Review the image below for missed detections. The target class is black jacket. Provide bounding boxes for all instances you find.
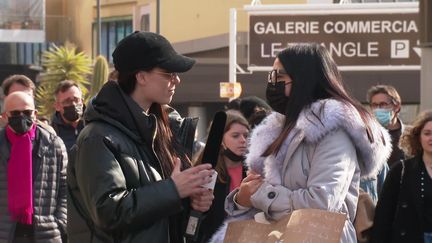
[51,112,84,154]
[371,156,427,243]
[191,163,247,243]
[0,125,68,243]
[67,81,197,243]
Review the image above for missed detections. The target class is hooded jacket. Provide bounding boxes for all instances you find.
[67,81,196,243]
[211,99,391,243]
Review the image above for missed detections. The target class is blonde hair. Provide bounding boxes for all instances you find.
[399,110,432,157]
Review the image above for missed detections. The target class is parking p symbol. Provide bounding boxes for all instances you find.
[391,40,409,59]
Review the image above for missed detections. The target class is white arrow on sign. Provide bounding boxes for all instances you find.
[413,40,422,57]
[413,47,421,57]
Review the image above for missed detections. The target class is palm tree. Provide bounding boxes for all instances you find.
[35,44,92,117]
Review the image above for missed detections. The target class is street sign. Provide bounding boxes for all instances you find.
[220,82,242,99]
[247,3,419,71]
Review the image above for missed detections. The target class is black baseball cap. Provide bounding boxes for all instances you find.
[112,31,195,73]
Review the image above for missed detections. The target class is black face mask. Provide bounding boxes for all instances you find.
[8,115,34,134]
[62,104,83,122]
[266,82,289,114]
[223,148,246,162]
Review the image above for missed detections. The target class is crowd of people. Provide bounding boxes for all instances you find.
[0,31,431,243]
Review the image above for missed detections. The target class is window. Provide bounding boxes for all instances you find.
[94,19,133,63]
[15,42,52,65]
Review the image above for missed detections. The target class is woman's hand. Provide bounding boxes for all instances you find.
[235,172,263,207]
[171,158,213,198]
[190,190,214,212]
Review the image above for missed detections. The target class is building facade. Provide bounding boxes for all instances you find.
[0,0,421,140]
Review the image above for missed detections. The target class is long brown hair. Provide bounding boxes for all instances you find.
[263,43,377,157]
[399,110,432,157]
[117,69,190,178]
[195,110,249,183]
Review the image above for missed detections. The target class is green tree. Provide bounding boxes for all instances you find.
[35,44,92,117]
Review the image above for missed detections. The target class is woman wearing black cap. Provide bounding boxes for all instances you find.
[211,43,392,243]
[68,31,214,243]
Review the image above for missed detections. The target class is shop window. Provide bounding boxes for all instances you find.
[95,19,133,63]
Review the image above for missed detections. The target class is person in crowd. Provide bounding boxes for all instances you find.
[1,74,56,134]
[239,96,271,128]
[372,110,432,243]
[224,98,241,111]
[1,75,36,127]
[238,96,271,120]
[0,91,67,242]
[225,96,271,128]
[2,75,35,97]
[67,31,214,243]
[192,110,250,243]
[367,84,407,167]
[212,43,392,243]
[51,80,84,153]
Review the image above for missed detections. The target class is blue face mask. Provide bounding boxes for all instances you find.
[373,108,392,127]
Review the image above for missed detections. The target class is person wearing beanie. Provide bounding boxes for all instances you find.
[239,96,271,120]
[225,96,271,128]
[67,31,214,243]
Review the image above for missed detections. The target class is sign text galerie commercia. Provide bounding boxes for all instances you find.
[249,13,419,67]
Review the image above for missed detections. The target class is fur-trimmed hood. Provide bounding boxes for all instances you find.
[247,99,391,179]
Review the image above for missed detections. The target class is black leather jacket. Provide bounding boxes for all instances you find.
[67,81,197,243]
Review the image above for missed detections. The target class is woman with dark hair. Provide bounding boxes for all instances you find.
[68,31,214,243]
[193,110,250,243]
[212,43,392,243]
[372,110,432,243]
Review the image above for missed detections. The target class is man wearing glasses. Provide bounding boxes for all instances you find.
[51,80,85,154]
[367,84,407,168]
[0,91,67,243]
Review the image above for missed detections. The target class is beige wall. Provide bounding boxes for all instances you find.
[65,0,93,54]
[59,0,307,56]
[46,0,93,54]
[45,0,67,43]
[96,0,305,44]
[155,0,304,43]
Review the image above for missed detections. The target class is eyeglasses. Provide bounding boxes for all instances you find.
[8,109,34,117]
[152,70,179,81]
[268,69,291,85]
[370,102,393,109]
[58,97,82,106]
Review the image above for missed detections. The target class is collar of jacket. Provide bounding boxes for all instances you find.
[246,98,392,179]
[166,105,199,159]
[85,81,156,147]
[51,111,84,128]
